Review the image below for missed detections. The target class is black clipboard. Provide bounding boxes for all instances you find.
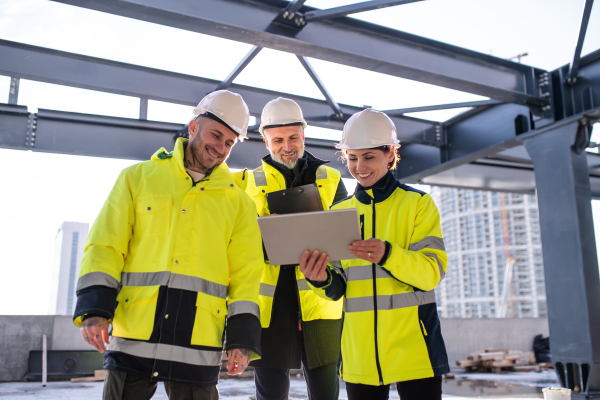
[266,184,323,215]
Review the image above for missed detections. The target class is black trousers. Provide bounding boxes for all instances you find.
[102,369,219,400]
[345,376,442,400]
[254,347,339,400]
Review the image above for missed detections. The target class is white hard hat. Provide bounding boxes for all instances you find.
[336,109,400,149]
[259,97,307,136]
[192,90,250,141]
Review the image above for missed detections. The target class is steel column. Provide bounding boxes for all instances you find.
[524,121,600,397]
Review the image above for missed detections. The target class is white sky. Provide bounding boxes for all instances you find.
[1,0,600,314]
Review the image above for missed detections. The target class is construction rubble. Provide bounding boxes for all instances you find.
[456,349,553,373]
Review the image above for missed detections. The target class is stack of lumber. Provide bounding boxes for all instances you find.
[456,349,553,373]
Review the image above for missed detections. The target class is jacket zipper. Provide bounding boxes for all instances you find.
[371,199,384,386]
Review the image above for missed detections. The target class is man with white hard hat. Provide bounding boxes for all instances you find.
[235,97,347,400]
[74,90,264,400]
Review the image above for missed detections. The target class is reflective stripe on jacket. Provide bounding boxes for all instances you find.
[242,158,344,328]
[312,172,449,385]
[73,138,264,386]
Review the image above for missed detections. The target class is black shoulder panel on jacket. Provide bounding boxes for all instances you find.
[74,285,118,322]
[330,194,355,208]
[398,182,426,196]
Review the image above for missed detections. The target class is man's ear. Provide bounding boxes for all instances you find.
[263,131,269,149]
[188,119,198,139]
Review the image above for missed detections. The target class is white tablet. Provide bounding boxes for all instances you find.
[257,209,361,266]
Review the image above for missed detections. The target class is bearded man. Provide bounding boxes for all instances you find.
[234,97,347,400]
[74,90,264,400]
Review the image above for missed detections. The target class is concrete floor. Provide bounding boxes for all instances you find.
[0,371,560,399]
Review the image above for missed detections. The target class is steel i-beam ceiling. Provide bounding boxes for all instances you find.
[0,39,438,145]
[50,0,550,110]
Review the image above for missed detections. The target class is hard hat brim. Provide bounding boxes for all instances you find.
[259,121,307,135]
[192,109,248,141]
[335,140,400,150]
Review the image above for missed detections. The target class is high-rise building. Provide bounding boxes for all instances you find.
[430,187,546,318]
[48,222,89,315]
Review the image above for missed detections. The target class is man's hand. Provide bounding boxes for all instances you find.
[349,238,386,263]
[299,250,329,283]
[227,348,250,375]
[81,316,110,353]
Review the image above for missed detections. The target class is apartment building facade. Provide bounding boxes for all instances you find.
[430,187,546,318]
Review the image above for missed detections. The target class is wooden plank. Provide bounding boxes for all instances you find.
[94,370,107,378]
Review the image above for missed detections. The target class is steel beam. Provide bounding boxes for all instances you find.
[384,100,502,116]
[0,39,437,144]
[567,0,595,83]
[297,56,344,117]
[49,0,548,108]
[0,103,29,150]
[524,121,600,397]
[303,0,424,21]
[0,107,352,176]
[216,46,262,91]
[8,77,19,105]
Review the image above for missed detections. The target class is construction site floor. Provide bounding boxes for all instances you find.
[0,371,560,399]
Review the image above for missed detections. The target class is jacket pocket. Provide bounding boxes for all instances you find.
[136,195,173,237]
[113,285,160,340]
[191,292,228,347]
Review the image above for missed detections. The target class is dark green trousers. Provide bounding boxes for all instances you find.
[103,369,219,400]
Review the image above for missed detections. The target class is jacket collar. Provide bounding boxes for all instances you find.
[152,138,235,190]
[354,171,398,205]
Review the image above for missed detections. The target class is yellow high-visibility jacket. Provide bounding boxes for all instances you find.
[309,172,449,386]
[239,156,344,328]
[73,138,264,387]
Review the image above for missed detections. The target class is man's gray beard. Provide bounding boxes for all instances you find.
[271,146,305,169]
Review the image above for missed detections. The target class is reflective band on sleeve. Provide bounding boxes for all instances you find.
[346,265,394,281]
[409,236,445,252]
[121,272,228,299]
[259,282,276,297]
[296,279,311,291]
[107,337,223,366]
[253,166,267,187]
[344,290,436,313]
[424,253,446,282]
[316,166,328,180]
[77,271,120,291]
[228,301,260,318]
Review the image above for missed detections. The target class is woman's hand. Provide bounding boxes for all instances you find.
[299,250,330,283]
[349,238,386,263]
